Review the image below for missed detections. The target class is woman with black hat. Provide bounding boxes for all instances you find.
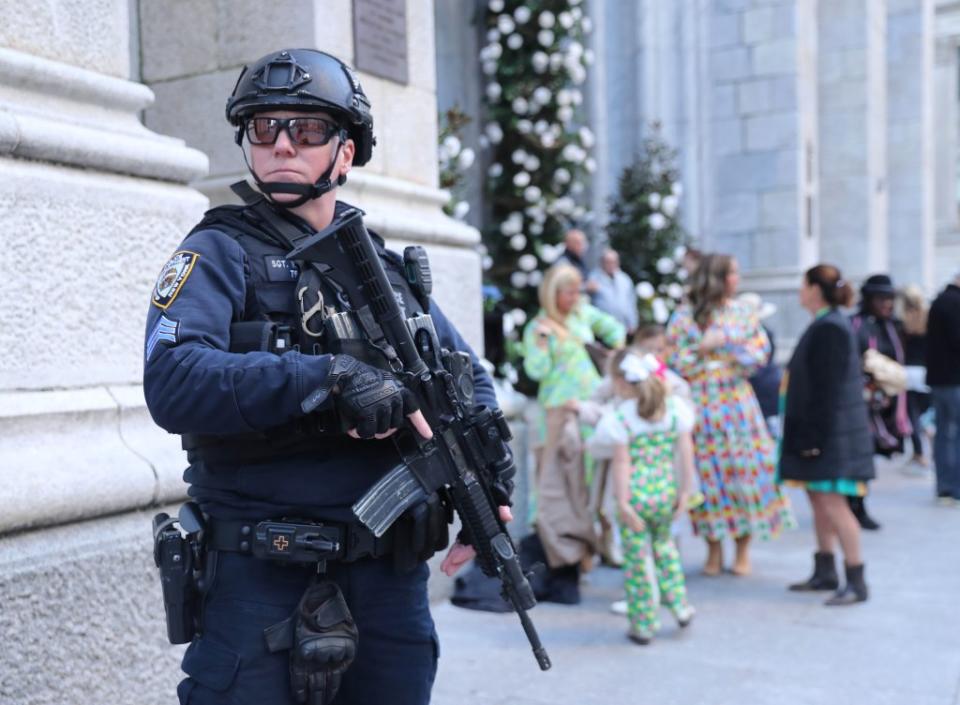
[849,273,912,530]
[780,264,873,605]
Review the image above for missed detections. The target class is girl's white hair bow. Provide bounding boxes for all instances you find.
[619,352,665,382]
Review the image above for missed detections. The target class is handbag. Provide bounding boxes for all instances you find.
[584,340,613,376]
[863,348,907,397]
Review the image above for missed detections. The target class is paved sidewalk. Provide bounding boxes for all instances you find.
[432,458,960,705]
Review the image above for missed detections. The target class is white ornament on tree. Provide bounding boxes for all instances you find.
[518,253,538,271]
[636,281,655,299]
[655,256,675,273]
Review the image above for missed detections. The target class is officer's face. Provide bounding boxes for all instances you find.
[249,110,356,203]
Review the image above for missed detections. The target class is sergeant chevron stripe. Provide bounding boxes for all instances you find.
[146,315,179,361]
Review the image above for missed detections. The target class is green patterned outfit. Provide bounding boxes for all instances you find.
[521,301,626,410]
[615,399,691,635]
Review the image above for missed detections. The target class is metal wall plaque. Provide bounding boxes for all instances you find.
[353,0,409,85]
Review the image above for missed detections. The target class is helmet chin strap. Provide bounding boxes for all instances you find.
[238,128,349,210]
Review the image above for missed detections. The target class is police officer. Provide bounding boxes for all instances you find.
[144,48,506,705]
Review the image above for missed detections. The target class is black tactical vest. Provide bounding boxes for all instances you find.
[180,201,425,462]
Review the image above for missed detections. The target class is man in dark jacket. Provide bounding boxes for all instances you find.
[926,272,960,504]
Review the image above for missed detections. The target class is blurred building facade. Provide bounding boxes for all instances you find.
[438,0,960,348]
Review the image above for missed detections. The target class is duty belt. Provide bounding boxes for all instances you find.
[206,517,393,568]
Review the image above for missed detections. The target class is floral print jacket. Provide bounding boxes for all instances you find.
[522,300,626,409]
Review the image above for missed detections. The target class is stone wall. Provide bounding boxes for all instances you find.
[0,1,207,697]
[583,0,949,348]
[887,0,935,292]
[934,0,960,287]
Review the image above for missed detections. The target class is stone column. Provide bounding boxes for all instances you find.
[887,0,936,292]
[700,0,818,344]
[140,0,483,349]
[434,0,484,231]
[934,3,960,285]
[0,1,209,703]
[818,0,889,282]
[589,0,707,245]
[589,0,643,238]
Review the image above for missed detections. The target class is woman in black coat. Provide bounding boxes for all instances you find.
[844,274,911,530]
[780,265,875,606]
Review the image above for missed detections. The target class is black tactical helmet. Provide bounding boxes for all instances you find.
[226,48,375,166]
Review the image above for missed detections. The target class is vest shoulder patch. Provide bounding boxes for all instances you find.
[152,251,199,309]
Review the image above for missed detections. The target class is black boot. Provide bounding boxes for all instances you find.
[848,496,881,531]
[542,564,581,605]
[825,563,869,606]
[788,552,839,592]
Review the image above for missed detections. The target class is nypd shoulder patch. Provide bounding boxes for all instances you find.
[146,315,180,361]
[152,250,199,309]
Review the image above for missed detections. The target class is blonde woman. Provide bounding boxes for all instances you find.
[666,254,794,576]
[901,285,931,468]
[522,264,626,603]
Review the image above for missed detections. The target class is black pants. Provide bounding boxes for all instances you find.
[177,552,438,705]
[907,390,931,456]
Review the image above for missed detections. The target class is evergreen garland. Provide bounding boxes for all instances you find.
[438,106,476,221]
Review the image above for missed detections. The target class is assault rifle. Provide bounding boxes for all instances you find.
[290,208,551,672]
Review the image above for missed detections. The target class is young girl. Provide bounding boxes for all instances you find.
[596,349,697,644]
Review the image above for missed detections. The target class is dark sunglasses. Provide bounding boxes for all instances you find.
[245,116,342,146]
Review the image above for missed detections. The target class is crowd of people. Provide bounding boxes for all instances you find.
[514,230,960,645]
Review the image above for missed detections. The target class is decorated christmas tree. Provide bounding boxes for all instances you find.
[606,123,689,324]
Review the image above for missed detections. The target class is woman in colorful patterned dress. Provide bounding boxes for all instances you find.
[598,350,697,644]
[666,254,794,576]
[522,264,626,603]
[780,264,873,605]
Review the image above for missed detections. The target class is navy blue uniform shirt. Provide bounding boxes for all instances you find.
[143,207,495,521]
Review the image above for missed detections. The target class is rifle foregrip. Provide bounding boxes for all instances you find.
[455,481,501,574]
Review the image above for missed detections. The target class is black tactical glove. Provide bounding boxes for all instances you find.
[302,354,419,438]
[288,581,359,705]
